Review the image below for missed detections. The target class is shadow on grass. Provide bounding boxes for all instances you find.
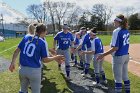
[41,77,61,93]
[60,73,95,93]
[40,63,115,93]
[41,64,61,93]
[59,66,115,93]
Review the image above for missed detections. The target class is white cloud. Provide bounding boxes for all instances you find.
[41,0,140,12]
[0,2,25,23]
[41,0,140,20]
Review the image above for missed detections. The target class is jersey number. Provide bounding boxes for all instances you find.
[23,42,36,57]
[63,41,68,44]
[123,33,129,46]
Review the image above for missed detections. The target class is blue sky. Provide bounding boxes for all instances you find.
[1,0,140,19]
[1,0,41,15]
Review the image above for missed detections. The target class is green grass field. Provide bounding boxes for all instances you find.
[0,35,140,93]
[98,35,140,45]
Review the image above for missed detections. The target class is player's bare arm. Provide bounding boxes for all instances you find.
[83,51,95,55]
[97,47,118,60]
[53,40,57,50]
[9,47,20,72]
[75,44,82,51]
[42,55,65,64]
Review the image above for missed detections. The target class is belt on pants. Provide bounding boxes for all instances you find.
[58,48,68,50]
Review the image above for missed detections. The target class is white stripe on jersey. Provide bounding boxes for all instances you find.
[79,39,83,44]
[90,37,99,52]
[90,39,96,51]
[43,38,49,57]
[26,34,34,37]
[80,34,86,45]
[110,27,121,47]
[87,31,90,33]
[34,36,49,57]
[110,27,121,56]
[82,34,86,41]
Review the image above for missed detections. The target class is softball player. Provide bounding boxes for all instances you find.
[53,24,74,80]
[97,14,130,93]
[81,28,107,85]
[27,23,48,85]
[83,28,107,85]
[75,27,92,75]
[73,32,82,66]
[75,27,87,68]
[81,30,92,75]
[70,30,76,62]
[9,23,64,93]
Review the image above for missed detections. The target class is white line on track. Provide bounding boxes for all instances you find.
[0,45,17,54]
[130,60,140,65]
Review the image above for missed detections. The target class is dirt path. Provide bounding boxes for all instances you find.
[104,44,140,77]
[59,44,140,93]
[61,63,114,93]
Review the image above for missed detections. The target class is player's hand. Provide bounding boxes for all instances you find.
[9,62,15,72]
[70,48,75,53]
[52,47,56,51]
[79,51,85,55]
[96,54,104,62]
[55,55,65,64]
[49,48,56,55]
[73,48,76,53]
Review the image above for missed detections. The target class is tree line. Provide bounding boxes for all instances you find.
[22,0,140,33]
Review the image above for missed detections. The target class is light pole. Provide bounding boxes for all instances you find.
[0,14,5,37]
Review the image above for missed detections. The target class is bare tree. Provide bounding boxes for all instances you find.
[53,1,74,31]
[66,6,83,26]
[26,4,47,23]
[18,18,30,26]
[91,4,112,30]
[44,1,56,32]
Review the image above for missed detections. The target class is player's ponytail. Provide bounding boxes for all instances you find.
[28,23,37,35]
[35,23,47,45]
[35,23,47,36]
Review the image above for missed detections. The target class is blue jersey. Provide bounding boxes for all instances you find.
[82,33,91,50]
[90,37,104,54]
[18,35,48,68]
[54,31,74,50]
[111,27,130,56]
[72,34,76,40]
[74,37,81,48]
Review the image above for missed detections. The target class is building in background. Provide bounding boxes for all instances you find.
[0,2,27,38]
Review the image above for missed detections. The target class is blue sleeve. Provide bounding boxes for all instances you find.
[75,38,79,44]
[81,45,86,50]
[82,37,86,50]
[82,35,87,45]
[54,33,59,40]
[18,38,24,50]
[71,34,74,41]
[40,43,48,58]
[82,38,86,45]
